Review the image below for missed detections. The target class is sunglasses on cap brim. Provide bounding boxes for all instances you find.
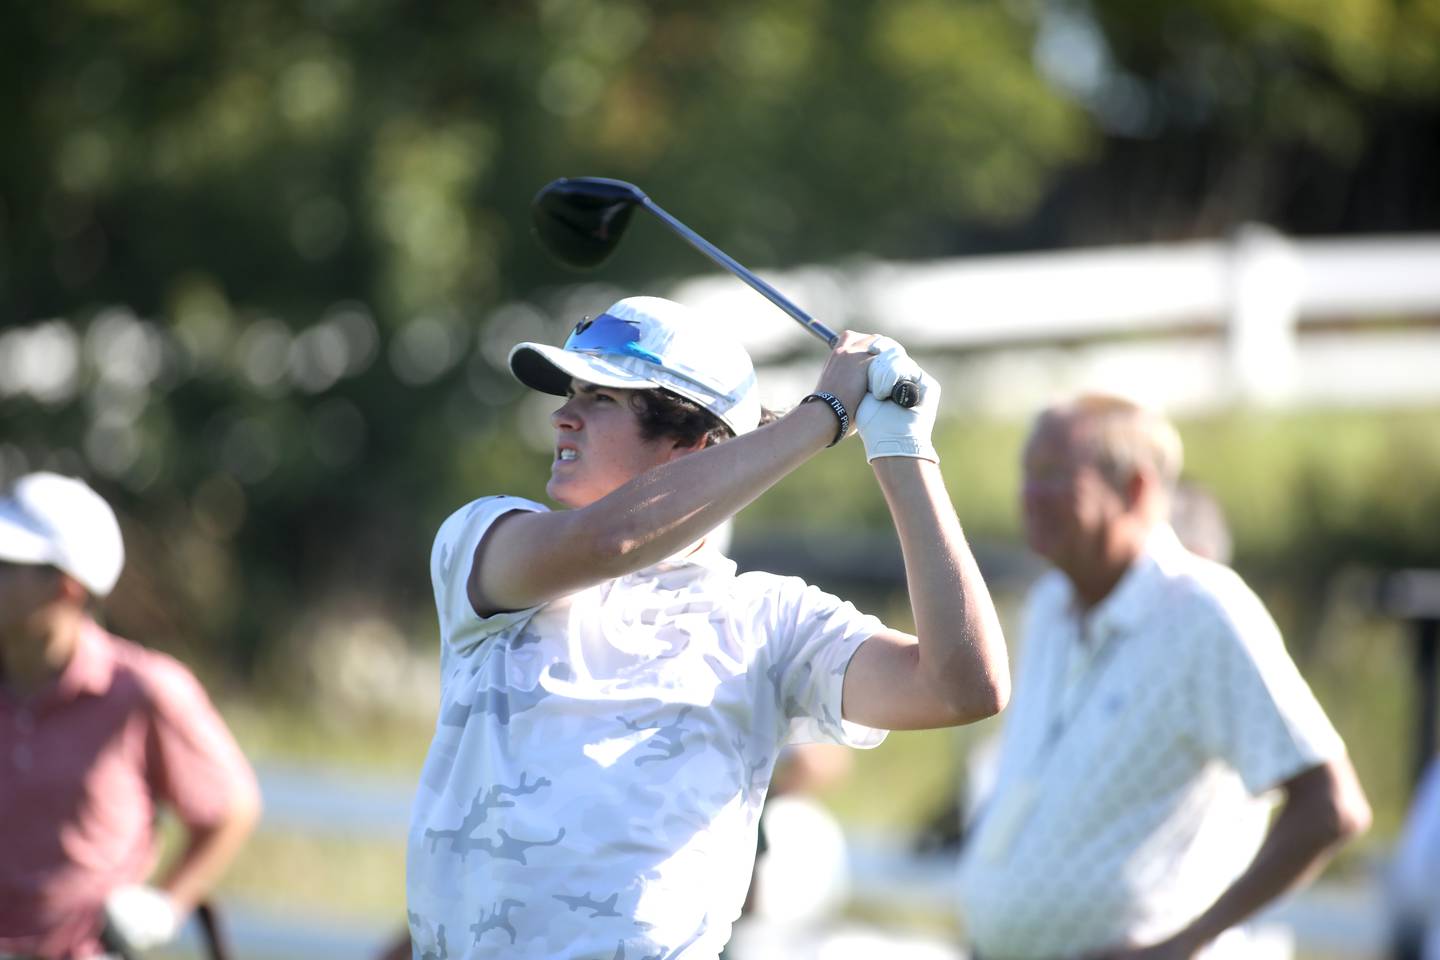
[564,313,664,366]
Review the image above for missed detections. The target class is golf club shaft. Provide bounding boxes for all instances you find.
[196,902,231,960]
[640,196,921,408]
[640,198,841,346]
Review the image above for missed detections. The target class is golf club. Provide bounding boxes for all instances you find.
[531,177,920,408]
[98,899,230,960]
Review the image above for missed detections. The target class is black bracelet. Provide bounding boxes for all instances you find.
[800,392,849,447]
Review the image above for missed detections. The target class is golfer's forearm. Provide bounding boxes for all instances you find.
[873,458,1009,718]
[581,403,835,571]
[477,403,841,612]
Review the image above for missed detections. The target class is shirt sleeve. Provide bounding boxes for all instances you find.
[430,495,549,655]
[760,576,888,749]
[1188,572,1346,796]
[142,654,260,830]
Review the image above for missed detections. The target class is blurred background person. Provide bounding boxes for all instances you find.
[731,744,856,939]
[955,394,1371,960]
[0,472,261,959]
[1389,751,1440,960]
[917,474,1240,860]
[1168,479,1234,566]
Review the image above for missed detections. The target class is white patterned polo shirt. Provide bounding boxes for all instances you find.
[956,525,1346,959]
[406,496,887,960]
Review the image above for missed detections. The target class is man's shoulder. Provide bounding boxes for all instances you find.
[94,629,207,706]
[732,568,805,593]
[432,495,549,567]
[730,568,850,615]
[1166,551,1261,607]
[1154,552,1276,645]
[437,495,549,537]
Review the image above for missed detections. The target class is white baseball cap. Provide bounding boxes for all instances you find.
[0,472,125,597]
[508,296,761,436]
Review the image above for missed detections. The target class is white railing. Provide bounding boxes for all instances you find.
[671,227,1440,415]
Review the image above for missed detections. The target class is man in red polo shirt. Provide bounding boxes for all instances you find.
[0,472,261,959]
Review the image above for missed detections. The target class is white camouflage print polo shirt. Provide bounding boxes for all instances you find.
[406,496,886,959]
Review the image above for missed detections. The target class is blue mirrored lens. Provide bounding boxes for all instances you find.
[564,313,663,365]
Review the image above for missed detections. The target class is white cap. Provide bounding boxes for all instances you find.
[508,296,761,436]
[0,472,125,597]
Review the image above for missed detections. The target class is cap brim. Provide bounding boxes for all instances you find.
[508,342,663,396]
[0,502,60,567]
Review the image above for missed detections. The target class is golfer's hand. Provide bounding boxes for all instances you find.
[103,884,181,952]
[811,331,878,427]
[856,338,940,462]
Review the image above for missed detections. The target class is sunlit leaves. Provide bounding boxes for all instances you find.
[3,0,1436,674]
[369,119,499,315]
[868,0,1094,222]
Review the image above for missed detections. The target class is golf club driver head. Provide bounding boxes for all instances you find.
[531,176,920,408]
[531,177,646,268]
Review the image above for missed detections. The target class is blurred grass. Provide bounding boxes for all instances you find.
[223,829,407,920]
[222,697,434,778]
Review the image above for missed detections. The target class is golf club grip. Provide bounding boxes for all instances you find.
[890,378,920,408]
[821,331,920,408]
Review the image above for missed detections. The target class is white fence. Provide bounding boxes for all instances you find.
[670,226,1440,417]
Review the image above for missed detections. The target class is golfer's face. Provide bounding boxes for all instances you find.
[545,381,683,508]
[1020,417,1122,569]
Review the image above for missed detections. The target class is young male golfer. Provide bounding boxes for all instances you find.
[405,296,1009,959]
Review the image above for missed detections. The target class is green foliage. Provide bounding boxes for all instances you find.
[1177,407,1440,571]
[1088,0,1440,155]
[0,0,1093,670]
[2,0,1437,685]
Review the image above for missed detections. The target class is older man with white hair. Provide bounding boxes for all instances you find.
[956,395,1371,960]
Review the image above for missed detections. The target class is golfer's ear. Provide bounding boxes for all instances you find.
[668,434,710,459]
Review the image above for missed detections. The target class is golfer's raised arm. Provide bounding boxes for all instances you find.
[471,323,875,616]
[474,396,847,613]
[840,340,1010,729]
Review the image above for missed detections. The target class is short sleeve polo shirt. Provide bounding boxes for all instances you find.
[0,622,260,959]
[407,496,887,959]
[956,526,1345,959]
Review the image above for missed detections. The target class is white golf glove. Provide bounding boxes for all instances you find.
[856,338,940,462]
[103,884,181,952]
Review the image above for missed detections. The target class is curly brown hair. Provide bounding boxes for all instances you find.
[628,389,776,448]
